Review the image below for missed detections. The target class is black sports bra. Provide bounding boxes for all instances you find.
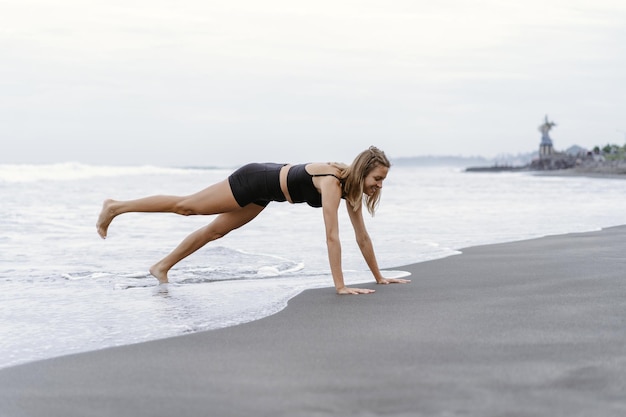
[286,164,343,208]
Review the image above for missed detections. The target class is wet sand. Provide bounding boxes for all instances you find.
[1,226,626,417]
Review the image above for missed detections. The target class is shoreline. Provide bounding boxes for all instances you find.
[532,167,626,180]
[2,226,626,416]
[466,163,626,180]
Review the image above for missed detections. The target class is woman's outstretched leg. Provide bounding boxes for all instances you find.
[149,203,266,283]
[96,179,240,239]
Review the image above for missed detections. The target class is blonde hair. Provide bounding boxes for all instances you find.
[335,146,390,216]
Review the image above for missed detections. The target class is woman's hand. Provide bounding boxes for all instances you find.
[336,287,376,295]
[377,278,412,285]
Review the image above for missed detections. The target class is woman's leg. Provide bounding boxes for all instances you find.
[97,179,240,238]
[149,203,266,283]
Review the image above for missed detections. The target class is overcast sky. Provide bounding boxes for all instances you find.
[2,0,625,167]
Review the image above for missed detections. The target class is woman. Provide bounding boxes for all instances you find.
[96,146,410,294]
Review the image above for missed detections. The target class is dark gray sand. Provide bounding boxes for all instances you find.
[2,226,626,417]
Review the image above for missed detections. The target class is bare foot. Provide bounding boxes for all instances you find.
[96,199,116,239]
[149,263,169,284]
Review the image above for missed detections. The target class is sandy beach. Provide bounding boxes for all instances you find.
[2,226,626,417]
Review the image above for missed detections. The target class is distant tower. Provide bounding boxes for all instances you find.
[538,115,556,158]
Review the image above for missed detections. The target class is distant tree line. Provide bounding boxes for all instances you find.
[592,143,626,160]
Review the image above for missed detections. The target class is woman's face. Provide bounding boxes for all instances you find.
[363,165,389,196]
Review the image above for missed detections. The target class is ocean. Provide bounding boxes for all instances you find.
[2,162,626,369]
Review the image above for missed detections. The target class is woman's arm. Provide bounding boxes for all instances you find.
[346,201,411,286]
[319,178,375,295]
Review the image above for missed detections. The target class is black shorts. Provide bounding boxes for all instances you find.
[228,163,287,207]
